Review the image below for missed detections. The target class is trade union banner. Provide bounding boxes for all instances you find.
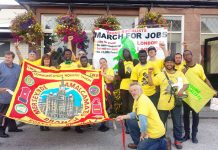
[6,61,110,127]
[93,27,168,70]
[183,70,216,113]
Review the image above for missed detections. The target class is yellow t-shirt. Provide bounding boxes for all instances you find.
[59,62,78,69]
[75,60,91,68]
[132,94,165,138]
[120,61,134,90]
[80,65,93,69]
[153,71,189,110]
[25,59,41,66]
[104,68,114,84]
[186,64,206,81]
[175,61,186,71]
[131,63,158,96]
[147,59,164,74]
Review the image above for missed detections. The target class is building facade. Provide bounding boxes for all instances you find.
[16,0,218,89]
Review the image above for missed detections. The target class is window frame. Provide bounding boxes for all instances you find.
[163,14,184,53]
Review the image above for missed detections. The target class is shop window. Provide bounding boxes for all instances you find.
[163,15,184,55]
[0,41,10,57]
[201,16,218,74]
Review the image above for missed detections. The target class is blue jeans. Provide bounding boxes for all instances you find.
[126,119,167,150]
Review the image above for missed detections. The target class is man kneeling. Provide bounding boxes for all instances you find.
[116,82,166,150]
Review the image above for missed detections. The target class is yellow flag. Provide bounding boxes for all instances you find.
[183,70,216,113]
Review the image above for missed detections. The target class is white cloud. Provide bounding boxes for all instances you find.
[0,0,19,5]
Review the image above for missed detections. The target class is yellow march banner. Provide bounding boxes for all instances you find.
[6,61,110,127]
[183,70,216,113]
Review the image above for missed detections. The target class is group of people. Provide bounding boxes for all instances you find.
[0,38,217,150]
[115,44,217,150]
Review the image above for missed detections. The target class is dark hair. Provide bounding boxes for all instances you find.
[183,50,192,55]
[164,56,175,62]
[123,48,133,61]
[147,46,156,52]
[138,49,147,56]
[99,57,107,62]
[5,51,15,59]
[174,53,182,57]
[57,47,63,54]
[63,49,72,55]
[80,55,88,61]
[41,54,52,66]
[138,49,147,54]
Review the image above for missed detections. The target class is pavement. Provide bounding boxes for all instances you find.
[1,107,218,150]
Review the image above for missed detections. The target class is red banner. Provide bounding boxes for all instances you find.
[6,61,109,127]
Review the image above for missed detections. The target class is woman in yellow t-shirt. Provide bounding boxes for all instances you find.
[98,58,114,132]
[118,48,138,133]
[99,58,114,93]
[14,41,41,66]
[39,54,53,131]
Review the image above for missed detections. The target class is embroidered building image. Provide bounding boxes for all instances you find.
[38,78,82,120]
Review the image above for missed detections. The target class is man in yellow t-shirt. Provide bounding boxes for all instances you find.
[182,50,217,144]
[59,49,77,70]
[59,49,83,133]
[131,50,159,108]
[148,56,189,149]
[174,53,185,71]
[79,56,93,69]
[116,82,166,150]
[147,43,168,73]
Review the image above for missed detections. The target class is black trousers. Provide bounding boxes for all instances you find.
[148,92,160,109]
[0,103,17,133]
[158,105,183,141]
[183,102,199,137]
[120,89,134,115]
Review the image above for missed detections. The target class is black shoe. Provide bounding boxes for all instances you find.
[87,124,92,129]
[0,132,9,138]
[40,126,50,131]
[98,125,109,132]
[44,127,50,131]
[17,122,25,127]
[192,137,198,144]
[61,127,71,131]
[8,129,23,132]
[75,126,83,133]
[125,130,130,134]
[181,134,190,142]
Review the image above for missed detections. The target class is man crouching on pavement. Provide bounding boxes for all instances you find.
[116,82,166,150]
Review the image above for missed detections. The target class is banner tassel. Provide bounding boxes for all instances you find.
[112,119,117,130]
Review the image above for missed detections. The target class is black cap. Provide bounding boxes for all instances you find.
[148,46,156,52]
[164,56,175,62]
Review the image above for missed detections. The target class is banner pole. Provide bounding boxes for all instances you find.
[169,21,173,55]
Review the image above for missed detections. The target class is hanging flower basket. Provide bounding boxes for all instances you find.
[94,15,121,31]
[10,11,44,48]
[54,14,89,50]
[138,12,168,28]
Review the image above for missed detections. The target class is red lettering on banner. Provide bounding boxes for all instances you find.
[137,41,158,45]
